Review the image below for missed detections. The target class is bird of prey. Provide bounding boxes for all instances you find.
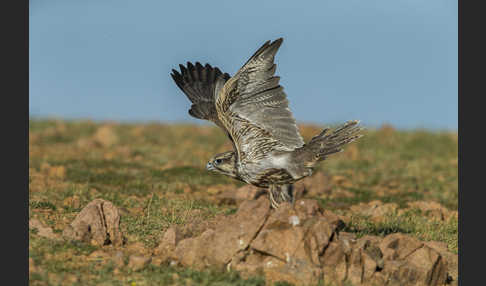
[171,38,362,208]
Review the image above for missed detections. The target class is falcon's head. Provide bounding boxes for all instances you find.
[206,151,238,179]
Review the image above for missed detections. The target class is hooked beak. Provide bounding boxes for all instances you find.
[206,162,215,171]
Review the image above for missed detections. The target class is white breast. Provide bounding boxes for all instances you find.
[270,154,290,168]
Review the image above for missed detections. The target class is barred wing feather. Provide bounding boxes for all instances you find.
[216,38,305,163]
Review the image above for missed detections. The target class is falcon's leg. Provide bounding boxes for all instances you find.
[279,184,295,206]
[268,184,295,209]
[268,185,280,209]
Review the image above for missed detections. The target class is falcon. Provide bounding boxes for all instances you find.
[171,38,362,208]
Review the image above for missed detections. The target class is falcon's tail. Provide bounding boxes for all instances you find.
[296,120,363,167]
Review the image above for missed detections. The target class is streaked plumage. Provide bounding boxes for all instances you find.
[171,38,363,208]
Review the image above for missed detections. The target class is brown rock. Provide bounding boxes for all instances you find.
[251,200,337,265]
[127,255,151,271]
[264,257,323,286]
[365,272,388,286]
[320,230,450,286]
[355,235,382,248]
[380,260,405,285]
[293,172,331,198]
[347,247,365,285]
[350,200,399,222]
[425,241,457,283]
[153,226,183,265]
[347,236,385,284]
[155,227,183,254]
[362,249,380,281]
[158,196,343,277]
[380,233,424,261]
[173,196,270,268]
[62,199,124,246]
[355,235,385,270]
[231,251,266,278]
[29,219,61,240]
[321,240,347,283]
[405,246,447,286]
[93,125,119,148]
[337,232,357,253]
[178,215,220,239]
[203,196,271,266]
[216,185,264,205]
[321,209,346,231]
[305,218,336,265]
[146,195,452,286]
[407,201,456,221]
[174,229,215,269]
[293,199,322,220]
[378,234,448,286]
[373,249,441,284]
[250,202,303,259]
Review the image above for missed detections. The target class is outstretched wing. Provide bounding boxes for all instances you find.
[215,38,305,164]
[171,62,231,131]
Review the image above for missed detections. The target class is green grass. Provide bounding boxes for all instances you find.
[30,236,265,286]
[30,201,57,211]
[343,209,458,253]
[123,194,227,248]
[29,119,458,285]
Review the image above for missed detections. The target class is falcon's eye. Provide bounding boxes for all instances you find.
[215,159,223,165]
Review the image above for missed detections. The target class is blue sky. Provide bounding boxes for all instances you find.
[29,0,457,130]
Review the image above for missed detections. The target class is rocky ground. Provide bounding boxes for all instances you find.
[29,120,458,285]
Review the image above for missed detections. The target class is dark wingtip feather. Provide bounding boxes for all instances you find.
[171,70,185,91]
[272,38,284,47]
[243,38,285,67]
[170,61,231,118]
[179,64,187,74]
[265,38,284,57]
[171,69,182,82]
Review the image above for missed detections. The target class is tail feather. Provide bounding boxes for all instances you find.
[296,120,363,166]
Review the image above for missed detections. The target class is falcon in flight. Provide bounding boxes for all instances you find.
[171,38,362,208]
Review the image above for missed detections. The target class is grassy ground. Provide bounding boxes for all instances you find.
[29,119,458,285]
